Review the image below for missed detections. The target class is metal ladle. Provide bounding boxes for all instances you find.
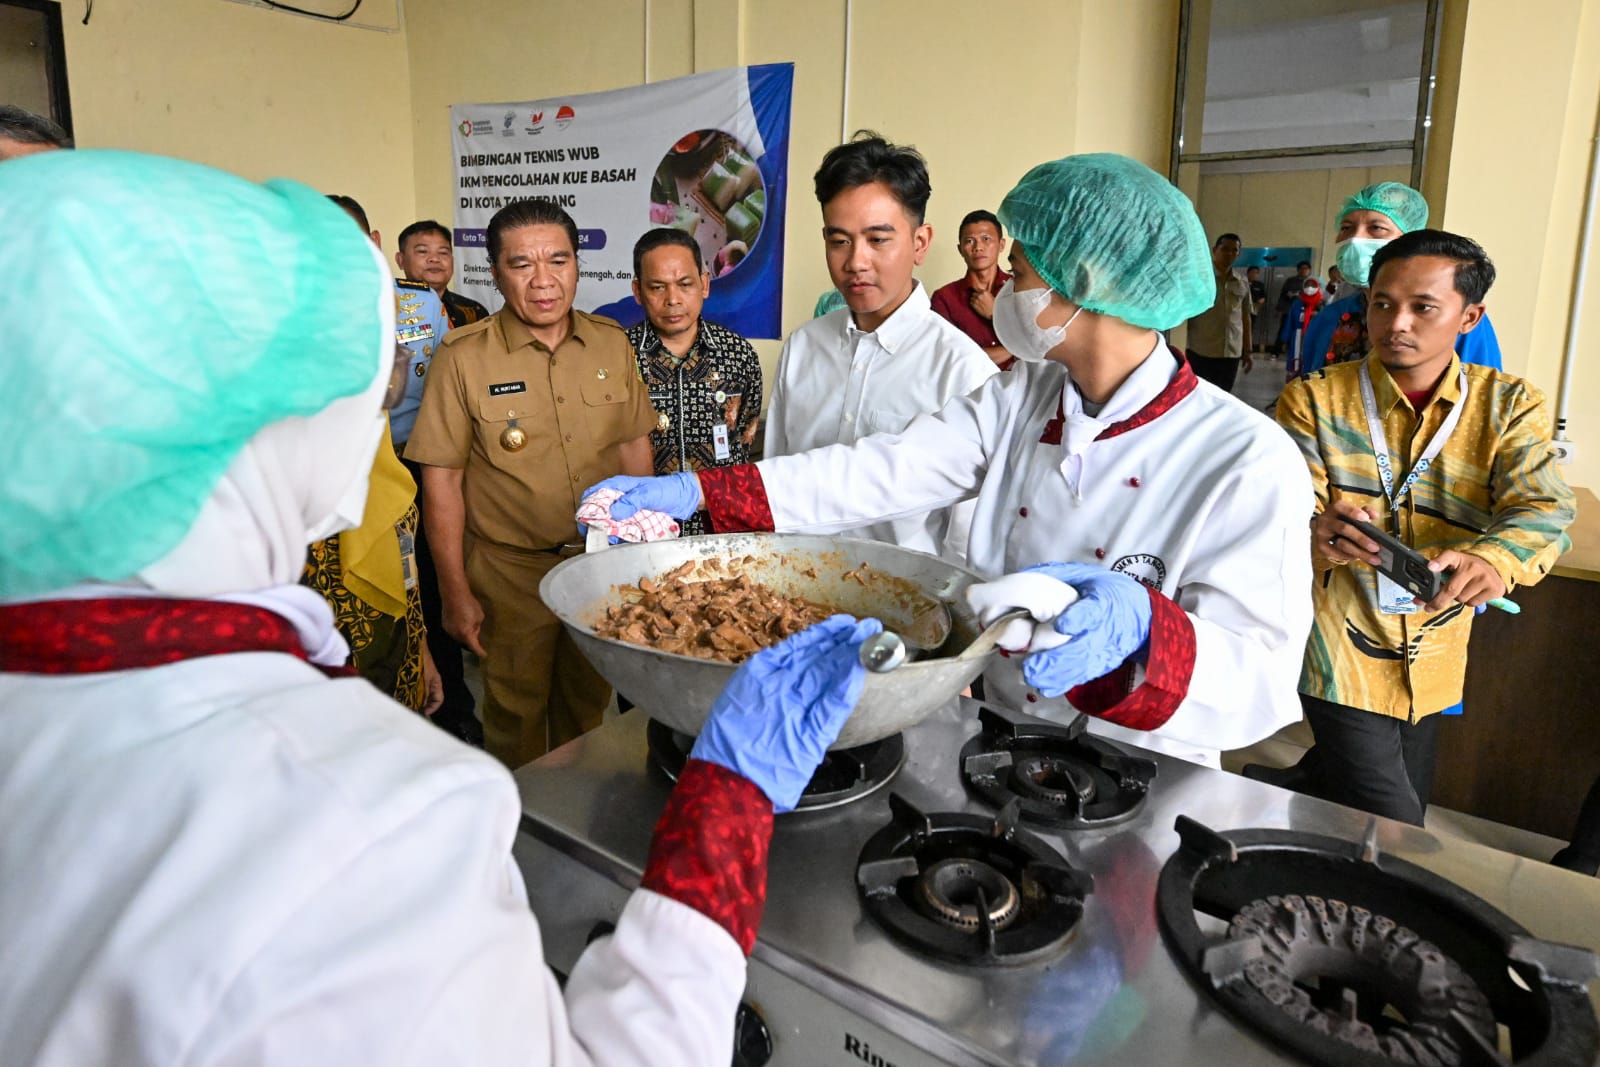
[859,608,1033,673]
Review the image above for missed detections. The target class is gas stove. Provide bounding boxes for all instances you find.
[513,699,1600,1066]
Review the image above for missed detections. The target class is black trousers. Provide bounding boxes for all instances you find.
[1298,694,1441,827]
[1554,776,1600,873]
[1187,351,1241,393]
[401,457,478,734]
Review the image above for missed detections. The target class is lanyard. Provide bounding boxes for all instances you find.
[1357,363,1468,520]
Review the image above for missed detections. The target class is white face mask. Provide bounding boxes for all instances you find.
[992,279,1083,363]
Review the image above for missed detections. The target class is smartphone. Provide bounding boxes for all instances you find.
[1349,519,1443,602]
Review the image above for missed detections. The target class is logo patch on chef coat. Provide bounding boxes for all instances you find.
[1111,553,1167,589]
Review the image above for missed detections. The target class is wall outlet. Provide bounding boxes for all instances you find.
[1554,439,1578,466]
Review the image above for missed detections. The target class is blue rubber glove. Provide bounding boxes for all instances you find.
[1018,563,1153,698]
[577,473,703,537]
[690,614,883,812]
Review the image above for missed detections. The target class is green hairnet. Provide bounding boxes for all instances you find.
[998,154,1214,331]
[0,149,385,598]
[1337,181,1429,233]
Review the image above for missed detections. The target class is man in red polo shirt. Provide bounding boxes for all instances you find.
[930,209,1014,369]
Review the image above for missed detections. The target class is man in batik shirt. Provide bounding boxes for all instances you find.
[626,228,762,535]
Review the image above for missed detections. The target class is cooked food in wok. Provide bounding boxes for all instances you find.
[595,559,841,662]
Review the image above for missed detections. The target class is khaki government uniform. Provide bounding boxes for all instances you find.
[406,307,656,768]
[1186,265,1250,361]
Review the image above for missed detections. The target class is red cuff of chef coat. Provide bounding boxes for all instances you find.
[640,758,773,955]
[698,463,776,533]
[1067,586,1195,732]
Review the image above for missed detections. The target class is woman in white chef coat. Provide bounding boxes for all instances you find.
[585,153,1316,767]
[0,149,880,1067]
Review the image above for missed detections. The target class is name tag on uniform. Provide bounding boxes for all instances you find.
[397,524,417,592]
[1376,572,1421,615]
[712,422,731,461]
[396,322,435,345]
[489,381,526,396]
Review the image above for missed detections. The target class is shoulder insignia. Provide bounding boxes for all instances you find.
[395,279,431,292]
[440,315,495,347]
[579,309,625,332]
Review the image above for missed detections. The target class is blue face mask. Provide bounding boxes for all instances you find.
[1335,237,1387,289]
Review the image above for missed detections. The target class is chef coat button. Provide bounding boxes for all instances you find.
[1095,547,1106,559]
[1128,476,1141,488]
[1026,693,1038,703]
[844,413,855,422]
[1019,506,1029,518]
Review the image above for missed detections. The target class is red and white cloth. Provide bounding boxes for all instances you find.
[576,488,682,543]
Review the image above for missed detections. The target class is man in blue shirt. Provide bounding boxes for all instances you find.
[1302,182,1502,374]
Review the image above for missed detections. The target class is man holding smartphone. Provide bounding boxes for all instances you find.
[1263,230,1575,825]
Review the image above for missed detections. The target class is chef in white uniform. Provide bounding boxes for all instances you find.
[583,154,1315,766]
[0,149,881,1067]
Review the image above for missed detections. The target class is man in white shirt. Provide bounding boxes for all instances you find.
[765,133,997,559]
[585,153,1313,768]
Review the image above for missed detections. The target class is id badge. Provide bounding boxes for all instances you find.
[397,525,418,591]
[712,422,731,461]
[1376,572,1420,615]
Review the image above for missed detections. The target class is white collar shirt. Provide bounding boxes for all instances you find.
[757,356,1314,766]
[1056,336,1169,498]
[764,281,997,557]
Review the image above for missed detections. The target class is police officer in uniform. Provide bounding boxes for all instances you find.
[406,198,656,768]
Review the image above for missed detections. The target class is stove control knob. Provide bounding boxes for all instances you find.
[731,1002,773,1066]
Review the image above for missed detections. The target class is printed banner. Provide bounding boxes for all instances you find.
[450,64,793,339]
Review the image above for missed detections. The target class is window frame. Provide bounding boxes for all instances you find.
[3,0,73,140]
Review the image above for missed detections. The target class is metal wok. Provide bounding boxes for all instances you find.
[539,533,994,749]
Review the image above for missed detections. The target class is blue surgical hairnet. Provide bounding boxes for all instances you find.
[0,150,385,598]
[998,154,1214,331]
[1337,181,1429,233]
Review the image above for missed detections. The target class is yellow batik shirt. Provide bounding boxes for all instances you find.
[1275,351,1576,722]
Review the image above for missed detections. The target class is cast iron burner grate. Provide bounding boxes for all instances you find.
[856,792,1093,966]
[645,719,904,812]
[1157,815,1600,1067]
[959,705,1156,828]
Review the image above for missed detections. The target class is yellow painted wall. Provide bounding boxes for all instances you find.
[44,0,416,246]
[403,0,1180,382]
[1443,0,1600,488]
[1194,163,1412,275]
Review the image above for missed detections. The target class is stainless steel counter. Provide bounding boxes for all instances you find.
[514,699,1600,1066]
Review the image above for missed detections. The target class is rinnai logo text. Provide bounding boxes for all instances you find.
[843,1033,899,1067]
